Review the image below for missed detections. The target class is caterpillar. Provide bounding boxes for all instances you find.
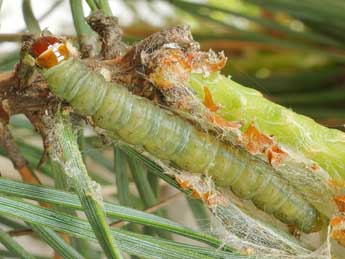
[31,36,321,233]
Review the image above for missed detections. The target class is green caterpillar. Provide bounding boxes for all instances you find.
[39,57,321,233]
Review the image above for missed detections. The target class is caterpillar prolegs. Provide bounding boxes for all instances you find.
[32,38,321,233]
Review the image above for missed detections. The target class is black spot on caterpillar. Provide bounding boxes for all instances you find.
[41,58,321,233]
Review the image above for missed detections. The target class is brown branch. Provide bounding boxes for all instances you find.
[0,71,15,84]
[0,122,26,169]
[86,11,126,60]
[143,192,182,214]
[8,228,34,237]
[0,122,42,185]
[0,52,52,117]
[0,33,32,42]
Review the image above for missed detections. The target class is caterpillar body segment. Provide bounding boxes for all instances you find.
[41,58,320,233]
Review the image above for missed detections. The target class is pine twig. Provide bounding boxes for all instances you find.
[44,110,124,259]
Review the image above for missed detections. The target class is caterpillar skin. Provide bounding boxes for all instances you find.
[40,58,320,233]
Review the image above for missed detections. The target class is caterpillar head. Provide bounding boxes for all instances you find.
[31,36,69,68]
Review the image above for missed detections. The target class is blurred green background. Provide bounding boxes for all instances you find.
[1,0,344,129]
[0,0,345,129]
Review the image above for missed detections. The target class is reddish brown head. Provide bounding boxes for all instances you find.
[31,36,69,68]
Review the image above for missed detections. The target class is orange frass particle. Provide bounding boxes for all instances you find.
[330,215,345,246]
[191,189,202,199]
[267,145,288,167]
[207,113,241,129]
[31,36,69,68]
[203,86,219,112]
[335,196,345,212]
[309,163,320,172]
[175,176,192,190]
[202,192,210,202]
[202,192,218,207]
[244,123,273,154]
[331,215,345,226]
[244,123,287,167]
